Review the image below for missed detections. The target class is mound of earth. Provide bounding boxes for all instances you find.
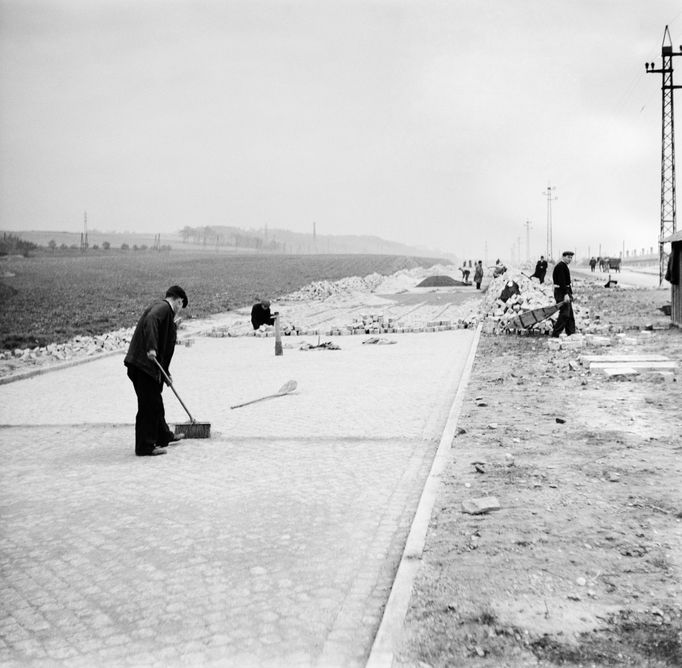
[416,275,462,287]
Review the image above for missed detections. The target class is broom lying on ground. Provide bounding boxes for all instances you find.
[230,380,298,409]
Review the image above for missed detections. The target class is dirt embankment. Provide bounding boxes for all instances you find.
[398,284,682,667]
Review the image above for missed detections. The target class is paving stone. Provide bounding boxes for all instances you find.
[461,496,502,515]
[0,330,475,665]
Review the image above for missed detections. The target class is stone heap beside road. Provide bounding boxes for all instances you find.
[1,263,671,381]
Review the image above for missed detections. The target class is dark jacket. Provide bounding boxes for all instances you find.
[124,300,177,381]
[251,303,276,330]
[533,259,548,278]
[552,261,573,300]
[665,243,680,285]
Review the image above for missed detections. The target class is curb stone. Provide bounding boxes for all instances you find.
[366,323,483,668]
[0,348,126,386]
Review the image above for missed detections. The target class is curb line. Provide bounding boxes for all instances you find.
[365,323,482,668]
[0,349,126,386]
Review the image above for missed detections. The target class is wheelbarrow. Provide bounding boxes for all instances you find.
[508,303,562,330]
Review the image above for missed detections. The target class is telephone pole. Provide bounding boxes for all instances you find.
[524,220,532,263]
[80,211,88,252]
[645,25,682,284]
[543,185,557,261]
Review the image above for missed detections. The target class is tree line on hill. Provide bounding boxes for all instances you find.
[177,224,444,258]
[0,233,172,257]
[1,226,447,259]
[179,225,282,251]
[0,233,38,257]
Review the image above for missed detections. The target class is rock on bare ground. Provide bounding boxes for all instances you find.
[397,285,682,667]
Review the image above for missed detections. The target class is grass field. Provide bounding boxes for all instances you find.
[0,250,443,349]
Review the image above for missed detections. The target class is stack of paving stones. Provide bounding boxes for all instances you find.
[477,269,670,361]
[283,272,386,301]
[478,271,558,335]
[478,271,613,337]
[0,328,133,379]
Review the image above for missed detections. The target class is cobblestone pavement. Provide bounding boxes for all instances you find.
[0,331,475,667]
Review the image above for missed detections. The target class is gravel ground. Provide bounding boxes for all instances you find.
[395,276,682,668]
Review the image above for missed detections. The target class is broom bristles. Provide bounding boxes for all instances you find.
[174,422,211,439]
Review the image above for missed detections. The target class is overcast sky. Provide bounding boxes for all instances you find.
[1,0,681,261]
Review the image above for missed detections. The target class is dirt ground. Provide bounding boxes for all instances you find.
[397,284,682,667]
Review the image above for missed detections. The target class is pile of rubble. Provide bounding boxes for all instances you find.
[0,328,134,379]
[477,269,669,351]
[281,263,463,300]
[283,273,385,301]
[478,271,559,334]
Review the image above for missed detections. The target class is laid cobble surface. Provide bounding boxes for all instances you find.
[0,331,474,667]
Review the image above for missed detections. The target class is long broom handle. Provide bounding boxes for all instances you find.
[152,358,196,422]
[230,393,280,410]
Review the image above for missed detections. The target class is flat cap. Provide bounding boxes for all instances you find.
[561,250,575,257]
[166,285,188,308]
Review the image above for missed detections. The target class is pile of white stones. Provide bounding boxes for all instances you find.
[478,271,558,333]
[283,272,386,301]
[477,269,643,343]
[0,328,134,378]
[282,264,465,301]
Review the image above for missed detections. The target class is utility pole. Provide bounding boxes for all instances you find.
[646,25,682,284]
[524,220,532,263]
[542,185,557,261]
[80,211,88,252]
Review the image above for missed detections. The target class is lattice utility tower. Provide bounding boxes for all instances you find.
[645,25,682,284]
[542,185,557,261]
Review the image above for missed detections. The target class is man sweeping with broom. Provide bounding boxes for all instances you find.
[124,286,188,457]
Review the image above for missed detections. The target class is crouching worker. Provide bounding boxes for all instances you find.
[251,299,279,330]
[124,285,188,456]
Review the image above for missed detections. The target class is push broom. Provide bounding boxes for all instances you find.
[153,358,211,439]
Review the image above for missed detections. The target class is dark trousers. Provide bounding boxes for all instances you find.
[552,292,575,337]
[127,366,173,455]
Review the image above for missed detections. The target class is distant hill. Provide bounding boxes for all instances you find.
[2,229,173,251]
[4,226,453,261]
[184,224,452,259]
